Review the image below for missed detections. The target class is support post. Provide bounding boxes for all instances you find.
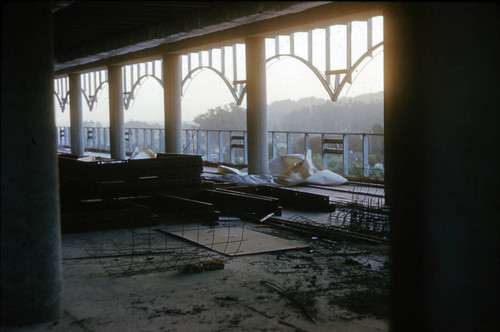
[343,134,349,175]
[245,37,268,174]
[385,3,499,331]
[346,22,352,83]
[304,133,310,152]
[1,2,62,324]
[287,133,293,155]
[272,132,278,159]
[162,54,182,154]
[219,131,224,162]
[362,134,369,177]
[322,134,328,169]
[206,131,212,161]
[108,65,125,160]
[69,73,84,157]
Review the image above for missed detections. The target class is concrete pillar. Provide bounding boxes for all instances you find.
[1,2,62,325]
[162,54,182,154]
[108,65,126,160]
[245,37,268,174]
[69,73,84,157]
[384,3,499,331]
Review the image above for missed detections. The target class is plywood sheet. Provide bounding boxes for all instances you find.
[165,225,309,256]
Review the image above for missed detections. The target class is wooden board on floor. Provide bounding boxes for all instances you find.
[164,225,309,256]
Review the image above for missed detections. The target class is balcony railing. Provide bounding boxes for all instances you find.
[56,126,384,178]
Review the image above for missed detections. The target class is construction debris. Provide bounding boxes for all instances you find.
[260,280,317,322]
[223,185,334,212]
[58,153,203,202]
[216,150,348,186]
[81,225,227,276]
[60,199,159,233]
[178,259,225,274]
[58,153,204,232]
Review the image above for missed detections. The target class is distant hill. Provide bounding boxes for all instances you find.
[339,91,383,104]
[267,91,384,132]
[123,90,385,133]
[268,96,328,116]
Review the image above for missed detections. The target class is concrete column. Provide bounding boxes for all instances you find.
[1,2,62,325]
[162,54,182,154]
[69,73,84,157]
[108,65,125,160]
[245,37,268,174]
[384,3,499,331]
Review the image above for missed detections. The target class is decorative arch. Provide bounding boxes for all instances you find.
[54,77,69,111]
[181,66,241,105]
[123,74,163,110]
[82,80,108,111]
[237,41,384,104]
[265,54,336,101]
[53,90,69,111]
[331,42,383,101]
[54,17,383,113]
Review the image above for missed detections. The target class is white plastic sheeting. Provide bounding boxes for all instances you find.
[129,147,156,159]
[217,165,275,185]
[270,150,347,186]
[217,150,348,186]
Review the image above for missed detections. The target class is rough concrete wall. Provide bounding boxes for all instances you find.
[1,2,62,325]
[384,3,499,331]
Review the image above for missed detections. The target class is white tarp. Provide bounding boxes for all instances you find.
[129,147,156,159]
[217,150,348,186]
[217,165,275,185]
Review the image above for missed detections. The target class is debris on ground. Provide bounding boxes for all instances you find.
[178,259,225,274]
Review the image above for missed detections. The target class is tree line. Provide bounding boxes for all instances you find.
[187,91,383,134]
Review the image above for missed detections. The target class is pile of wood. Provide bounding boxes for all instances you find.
[58,153,203,233]
[58,153,203,201]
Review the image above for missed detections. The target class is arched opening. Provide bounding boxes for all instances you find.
[182,68,239,126]
[54,95,69,127]
[125,76,164,126]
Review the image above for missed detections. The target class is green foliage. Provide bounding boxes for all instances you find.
[268,92,383,133]
[188,92,383,133]
[192,103,246,130]
[82,120,103,127]
[326,154,344,174]
[372,122,384,133]
[124,120,162,129]
[368,154,378,167]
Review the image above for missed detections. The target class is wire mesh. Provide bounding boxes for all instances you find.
[85,220,247,276]
[328,184,389,238]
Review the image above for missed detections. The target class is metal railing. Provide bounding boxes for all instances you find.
[56,126,384,178]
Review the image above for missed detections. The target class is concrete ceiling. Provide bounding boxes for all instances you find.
[52,1,383,75]
[52,1,332,71]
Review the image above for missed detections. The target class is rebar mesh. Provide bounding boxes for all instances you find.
[328,184,389,237]
[85,220,246,276]
[286,182,389,241]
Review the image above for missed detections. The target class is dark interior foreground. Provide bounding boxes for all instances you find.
[1,2,499,331]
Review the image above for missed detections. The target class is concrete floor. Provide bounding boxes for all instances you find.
[5,153,389,331]
[2,220,390,332]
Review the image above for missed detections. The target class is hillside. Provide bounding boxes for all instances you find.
[79,91,385,132]
[268,91,384,132]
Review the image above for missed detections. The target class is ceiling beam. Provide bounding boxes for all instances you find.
[54,2,382,76]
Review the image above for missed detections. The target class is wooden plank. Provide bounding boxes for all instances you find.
[164,225,309,256]
[61,200,158,233]
[226,185,334,212]
[204,189,282,217]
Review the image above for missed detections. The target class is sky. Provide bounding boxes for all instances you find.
[55,16,383,127]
